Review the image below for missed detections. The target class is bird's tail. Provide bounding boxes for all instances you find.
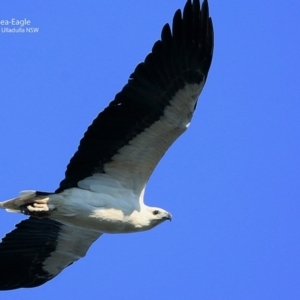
[0,190,53,214]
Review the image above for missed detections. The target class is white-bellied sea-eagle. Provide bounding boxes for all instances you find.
[0,0,213,290]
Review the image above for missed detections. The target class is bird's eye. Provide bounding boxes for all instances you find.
[153,210,160,215]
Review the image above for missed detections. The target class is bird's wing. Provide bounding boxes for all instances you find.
[56,0,213,198]
[0,217,101,290]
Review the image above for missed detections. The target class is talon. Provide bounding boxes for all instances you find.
[20,204,31,215]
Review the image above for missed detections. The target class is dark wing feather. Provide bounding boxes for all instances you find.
[56,0,213,193]
[0,218,61,290]
[0,217,101,290]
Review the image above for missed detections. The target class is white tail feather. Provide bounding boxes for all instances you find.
[0,190,44,213]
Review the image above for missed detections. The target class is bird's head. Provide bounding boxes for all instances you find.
[143,206,172,229]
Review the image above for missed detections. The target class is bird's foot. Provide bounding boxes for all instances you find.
[20,202,55,217]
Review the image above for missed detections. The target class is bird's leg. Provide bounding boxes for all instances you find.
[20,200,55,217]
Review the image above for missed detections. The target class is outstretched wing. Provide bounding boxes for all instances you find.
[0,217,101,290]
[56,0,213,196]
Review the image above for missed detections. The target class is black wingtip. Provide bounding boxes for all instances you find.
[0,218,62,290]
[56,0,214,192]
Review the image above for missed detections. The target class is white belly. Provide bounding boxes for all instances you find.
[49,187,148,234]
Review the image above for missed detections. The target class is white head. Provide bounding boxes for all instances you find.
[137,206,172,231]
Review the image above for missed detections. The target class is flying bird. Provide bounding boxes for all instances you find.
[0,0,213,290]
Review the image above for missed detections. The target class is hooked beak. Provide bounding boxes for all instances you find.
[165,212,172,221]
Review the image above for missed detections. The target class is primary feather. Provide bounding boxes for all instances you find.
[0,0,213,290]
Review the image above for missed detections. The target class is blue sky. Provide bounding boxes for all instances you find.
[1,0,300,299]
